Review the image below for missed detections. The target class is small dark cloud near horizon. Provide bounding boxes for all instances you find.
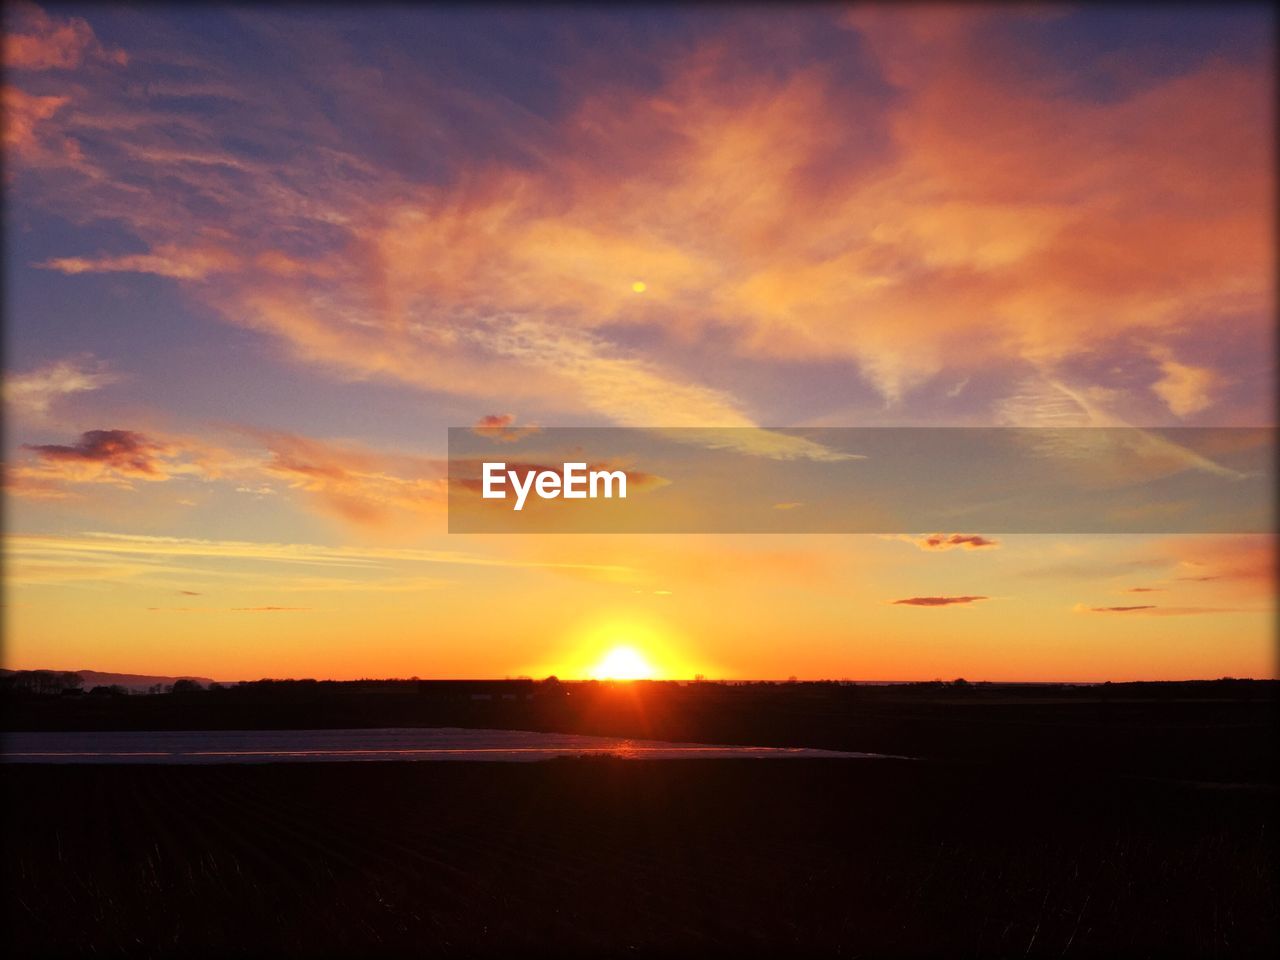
[893,595,989,607]
[893,533,999,551]
[178,590,202,596]
[1089,605,1157,613]
[1125,587,1163,593]
[231,606,310,612]
[920,534,999,550]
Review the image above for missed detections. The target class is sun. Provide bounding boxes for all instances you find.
[590,645,655,681]
[631,280,647,293]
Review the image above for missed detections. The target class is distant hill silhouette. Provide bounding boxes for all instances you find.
[1,668,223,693]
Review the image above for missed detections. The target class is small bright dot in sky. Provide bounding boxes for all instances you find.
[632,281,647,293]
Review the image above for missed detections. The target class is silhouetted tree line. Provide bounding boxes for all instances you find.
[88,685,130,697]
[0,671,84,696]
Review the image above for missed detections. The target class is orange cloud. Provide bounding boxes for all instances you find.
[1,468,75,501]
[1154,535,1276,599]
[253,430,448,529]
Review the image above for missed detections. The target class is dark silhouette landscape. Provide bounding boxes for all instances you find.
[4,675,1276,955]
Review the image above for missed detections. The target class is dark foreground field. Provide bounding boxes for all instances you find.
[5,759,1276,957]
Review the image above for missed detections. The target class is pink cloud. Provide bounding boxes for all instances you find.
[470,414,541,443]
[2,85,77,163]
[4,3,127,71]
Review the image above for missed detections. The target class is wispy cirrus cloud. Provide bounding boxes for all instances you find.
[3,356,117,418]
[39,244,241,280]
[3,531,636,590]
[1074,603,1249,617]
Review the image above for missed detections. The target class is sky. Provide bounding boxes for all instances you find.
[2,2,1275,681]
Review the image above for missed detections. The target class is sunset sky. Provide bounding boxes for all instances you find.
[3,3,1275,681]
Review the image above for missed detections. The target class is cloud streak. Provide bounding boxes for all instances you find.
[893,595,989,607]
[1074,603,1253,617]
[893,533,999,551]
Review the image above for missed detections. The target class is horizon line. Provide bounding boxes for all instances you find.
[7,668,1274,687]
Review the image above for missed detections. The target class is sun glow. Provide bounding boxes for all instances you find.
[543,616,707,681]
[590,645,655,680]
